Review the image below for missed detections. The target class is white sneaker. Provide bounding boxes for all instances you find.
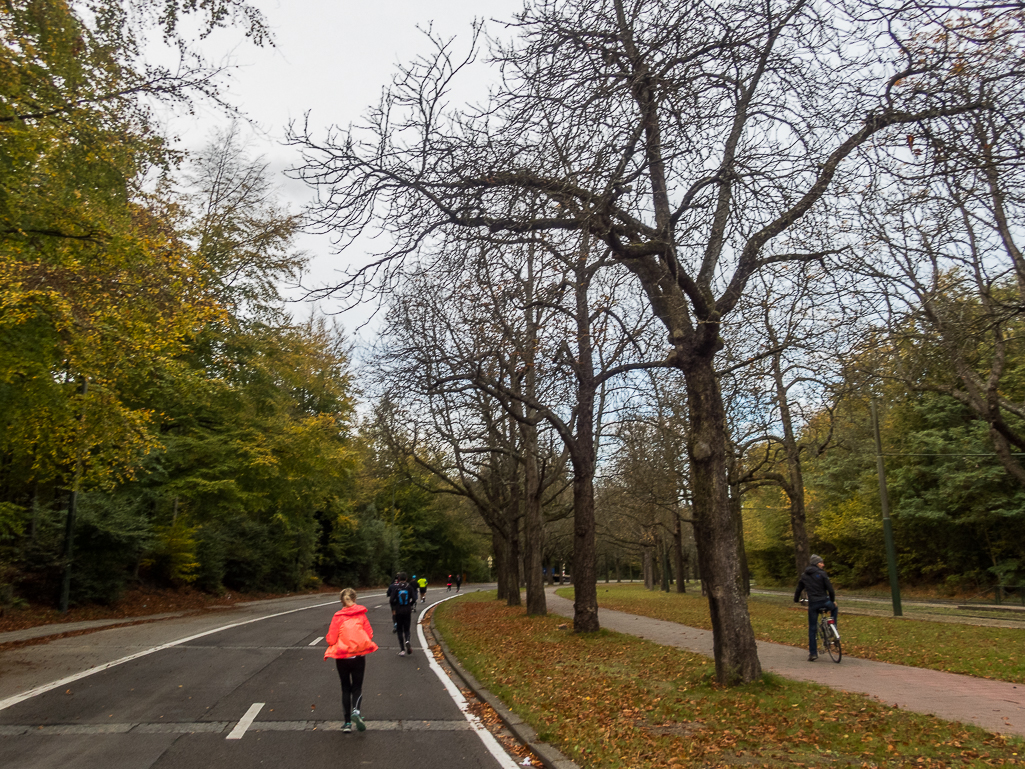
[398,650,406,656]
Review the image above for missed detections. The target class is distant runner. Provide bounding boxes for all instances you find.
[388,571,415,656]
[417,575,427,603]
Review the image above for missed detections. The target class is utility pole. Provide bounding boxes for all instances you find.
[871,400,903,617]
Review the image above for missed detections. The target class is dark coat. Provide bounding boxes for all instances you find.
[387,580,415,615]
[794,565,835,604]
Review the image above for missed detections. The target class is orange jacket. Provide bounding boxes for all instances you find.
[324,604,378,660]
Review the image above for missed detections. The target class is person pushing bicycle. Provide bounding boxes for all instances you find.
[794,555,838,662]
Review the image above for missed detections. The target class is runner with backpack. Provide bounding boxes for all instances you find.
[387,571,415,656]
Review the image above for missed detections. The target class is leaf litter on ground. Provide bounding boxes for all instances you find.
[435,592,1025,769]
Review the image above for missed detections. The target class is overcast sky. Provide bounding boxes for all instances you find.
[165,0,524,333]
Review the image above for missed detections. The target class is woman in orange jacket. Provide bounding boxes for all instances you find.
[324,588,379,733]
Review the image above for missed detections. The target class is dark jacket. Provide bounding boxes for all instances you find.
[794,565,835,604]
[387,580,415,615]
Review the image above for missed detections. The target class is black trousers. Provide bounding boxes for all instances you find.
[335,655,366,721]
[395,612,412,649]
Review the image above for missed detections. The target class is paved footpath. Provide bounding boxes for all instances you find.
[546,588,1025,739]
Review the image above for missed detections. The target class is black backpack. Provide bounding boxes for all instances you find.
[396,582,411,607]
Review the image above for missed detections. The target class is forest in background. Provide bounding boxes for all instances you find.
[0,0,487,610]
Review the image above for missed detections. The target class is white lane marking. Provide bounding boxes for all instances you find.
[225,702,265,740]
[0,592,388,713]
[0,718,476,735]
[417,596,519,769]
[309,636,324,646]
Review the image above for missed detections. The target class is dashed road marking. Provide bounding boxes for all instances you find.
[226,702,264,740]
[0,592,388,714]
[308,636,324,646]
[0,719,474,736]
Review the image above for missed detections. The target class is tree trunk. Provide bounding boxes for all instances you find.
[30,483,40,541]
[772,351,811,574]
[729,482,751,596]
[568,249,599,632]
[493,527,509,600]
[508,533,522,605]
[685,357,762,684]
[643,545,654,590]
[518,248,547,615]
[506,491,522,606]
[660,539,671,592]
[571,461,599,631]
[673,512,686,593]
[522,427,547,615]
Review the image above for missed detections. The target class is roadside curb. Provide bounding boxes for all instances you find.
[0,589,350,647]
[0,612,193,646]
[428,605,580,769]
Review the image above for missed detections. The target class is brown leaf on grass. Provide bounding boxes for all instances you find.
[643,721,705,738]
[434,595,1025,769]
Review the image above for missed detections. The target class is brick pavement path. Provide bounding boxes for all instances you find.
[546,588,1025,738]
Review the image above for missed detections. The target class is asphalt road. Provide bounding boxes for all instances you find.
[0,590,514,769]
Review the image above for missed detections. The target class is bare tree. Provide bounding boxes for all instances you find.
[291,0,994,684]
[601,369,695,592]
[375,223,656,627]
[852,11,1025,485]
[717,266,853,575]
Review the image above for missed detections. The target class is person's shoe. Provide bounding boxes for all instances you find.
[351,709,365,732]
[405,641,412,654]
[398,650,406,656]
[808,654,818,662]
[342,722,352,733]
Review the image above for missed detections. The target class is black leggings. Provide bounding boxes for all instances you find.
[335,656,366,721]
[395,612,412,649]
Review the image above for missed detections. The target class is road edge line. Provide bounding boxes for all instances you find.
[416,594,521,769]
[0,594,385,713]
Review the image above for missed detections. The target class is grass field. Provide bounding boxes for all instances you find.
[434,593,1025,768]
[560,584,1025,683]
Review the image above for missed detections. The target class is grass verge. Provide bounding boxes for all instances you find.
[567,584,1025,683]
[435,592,1024,768]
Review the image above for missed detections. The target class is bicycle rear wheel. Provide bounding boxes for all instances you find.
[821,622,842,663]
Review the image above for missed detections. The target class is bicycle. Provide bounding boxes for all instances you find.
[817,607,842,663]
